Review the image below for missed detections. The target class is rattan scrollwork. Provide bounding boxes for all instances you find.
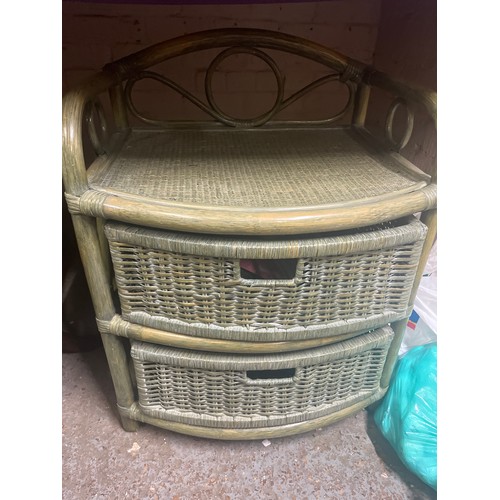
[85,98,110,155]
[124,46,355,128]
[385,97,415,151]
[205,47,285,127]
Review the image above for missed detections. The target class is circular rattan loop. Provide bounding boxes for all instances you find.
[205,47,285,127]
[86,99,109,155]
[385,97,414,151]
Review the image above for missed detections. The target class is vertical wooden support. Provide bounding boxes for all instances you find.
[71,213,138,431]
[109,84,129,130]
[409,209,437,306]
[352,83,371,127]
[95,218,112,286]
[380,208,437,388]
[379,318,408,389]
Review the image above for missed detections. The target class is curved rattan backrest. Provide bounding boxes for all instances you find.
[104,28,366,128]
[105,28,364,79]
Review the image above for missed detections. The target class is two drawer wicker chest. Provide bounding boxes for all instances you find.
[62,29,437,440]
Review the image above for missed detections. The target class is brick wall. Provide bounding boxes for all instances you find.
[62,0,382,122]
[63,1,435,155]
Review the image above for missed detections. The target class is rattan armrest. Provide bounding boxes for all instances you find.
[62,70,120,196]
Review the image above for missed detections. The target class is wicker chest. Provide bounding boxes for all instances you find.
[62,29,436,439]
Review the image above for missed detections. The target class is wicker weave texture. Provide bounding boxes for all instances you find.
[106,218,426,341]
[131,326,393,428]
[89,127,427,208]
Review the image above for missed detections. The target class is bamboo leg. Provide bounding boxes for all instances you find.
[380,318,407,388]
[109,84,129,130]
[100,336,138,431]
[352,83,371,127]
[71,213,138,431]
[409,209,437,305]
[96,217,112,285]
[380,208,437,388]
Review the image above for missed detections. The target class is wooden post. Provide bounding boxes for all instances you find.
[352,83,371,127]
[71,214,138,431]
[380,208,437,388]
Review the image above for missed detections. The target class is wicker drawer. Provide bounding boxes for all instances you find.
[131,326,393,429]
[105,217,426,342]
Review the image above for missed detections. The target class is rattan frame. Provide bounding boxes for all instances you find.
[62,28,437,436]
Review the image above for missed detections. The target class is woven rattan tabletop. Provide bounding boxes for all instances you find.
[89,125,429,207]
[83,124,436,234]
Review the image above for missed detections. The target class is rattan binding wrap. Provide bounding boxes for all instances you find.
[131,326,393,429]
[106,217,426,342]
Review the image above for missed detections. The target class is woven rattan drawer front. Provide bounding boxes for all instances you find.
[105,217,426,342]
[131,326,393,429]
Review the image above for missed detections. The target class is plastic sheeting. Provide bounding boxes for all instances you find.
[374,343,437,490]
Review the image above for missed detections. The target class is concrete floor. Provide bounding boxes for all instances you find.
[62,344,437,500]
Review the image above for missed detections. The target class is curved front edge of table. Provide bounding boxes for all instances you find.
[74,183,437,236]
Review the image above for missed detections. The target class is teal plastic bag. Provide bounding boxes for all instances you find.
[374,343,437,490]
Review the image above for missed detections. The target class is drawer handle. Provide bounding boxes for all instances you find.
[245,368,296,385]
[239,259,298,281]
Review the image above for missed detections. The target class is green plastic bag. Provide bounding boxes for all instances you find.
[374,343,437,490]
